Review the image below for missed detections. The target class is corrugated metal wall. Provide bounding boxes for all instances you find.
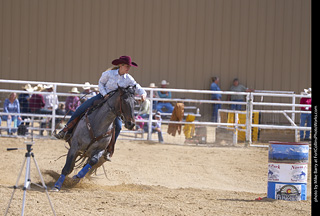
[0,0,311,93]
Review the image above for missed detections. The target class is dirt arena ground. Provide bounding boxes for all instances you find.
[0,137,311,216]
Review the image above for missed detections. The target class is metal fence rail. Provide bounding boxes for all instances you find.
[0,79,311,146]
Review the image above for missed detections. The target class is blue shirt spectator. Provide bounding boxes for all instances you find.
[210,81,222,100]
[18,93,31,113]
[3,93,22,134]
[156,80,174,113]
[210,77,222,122]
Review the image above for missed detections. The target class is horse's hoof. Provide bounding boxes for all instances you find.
[51,187,60,192]
[72,175,81,183]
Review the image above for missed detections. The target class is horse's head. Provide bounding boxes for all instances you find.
[118,86,136,130]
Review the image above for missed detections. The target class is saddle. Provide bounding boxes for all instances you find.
[65,93,116,156]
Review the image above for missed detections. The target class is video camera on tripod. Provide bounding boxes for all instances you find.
[4,141,56,216]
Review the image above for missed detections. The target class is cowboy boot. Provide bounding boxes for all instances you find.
[54,116,80,140]
[54,126,68,139]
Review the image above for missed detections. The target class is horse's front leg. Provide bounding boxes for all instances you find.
[72,150,105,182]
[52,148,78,191]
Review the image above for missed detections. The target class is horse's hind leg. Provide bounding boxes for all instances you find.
[53,149,78,191]
[72,150,105,180]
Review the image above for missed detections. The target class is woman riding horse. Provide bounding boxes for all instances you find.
[54,56,146,160]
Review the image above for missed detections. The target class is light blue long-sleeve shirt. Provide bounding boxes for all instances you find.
[98,69,146,97]
[3,98,21,118]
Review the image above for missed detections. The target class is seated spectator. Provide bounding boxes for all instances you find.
[18,84,33,130]
[2,93,22,135]
[65,87,81,115]
[156,80,174,113]
[135,115,145,130]
[55,103,66,129]
[29,84,52,135]
[138,98,151,118]
[143,111,164,143]
[228,78,254,110]
[43,85,63,134]
[44,85,59,110]
[29,84,51,114]
[18,84,33,114]
[81,82,97,103]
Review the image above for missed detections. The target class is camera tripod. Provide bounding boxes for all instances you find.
[5,141,56,216]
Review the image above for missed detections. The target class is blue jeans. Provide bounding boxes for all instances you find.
[212,104,221,122]
[300,113,311,139]
[66,93,122,141]
[231,99,244,110]
[67,93,103,124]
[143,124,163,143]
[2,115,21,134]
[156,102,174,113]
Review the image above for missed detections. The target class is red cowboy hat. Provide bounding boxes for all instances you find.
[111,56,138,67]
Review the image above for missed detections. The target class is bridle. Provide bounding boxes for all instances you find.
[106,87,135,118]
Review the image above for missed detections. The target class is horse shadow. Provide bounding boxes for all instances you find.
[218,197,276,203]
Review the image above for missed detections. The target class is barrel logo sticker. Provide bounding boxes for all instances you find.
[290,165,307,182]
[268,164,280,181]
[268,163,308,183]
[275,184,301,201]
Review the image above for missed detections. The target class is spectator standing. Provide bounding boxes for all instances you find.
[228,78,254,110]
[3,93,22,135]
[156,80,174,114]
[210,77,222,122]
[300,88,311,141]
[65,87,81,115]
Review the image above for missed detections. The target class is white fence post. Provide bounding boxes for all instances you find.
[147,89,154,140]
[51,84,57,135]
[292,95,298,142]
[245,93,250,143]
[245,93,253,145]
[233,112,239,146]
